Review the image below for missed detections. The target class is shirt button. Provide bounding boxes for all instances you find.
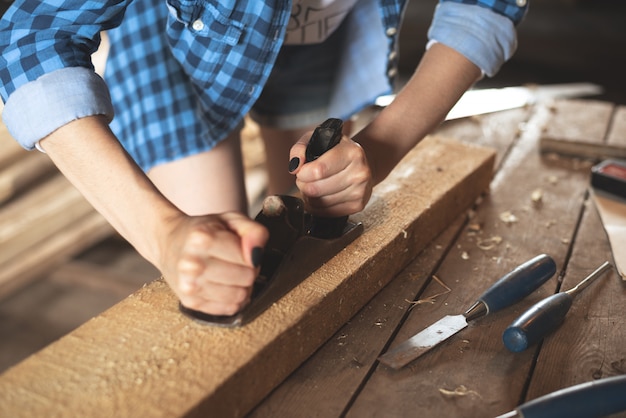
[516,0,527,6]
[385,27,397,37]
[192,19,205,31]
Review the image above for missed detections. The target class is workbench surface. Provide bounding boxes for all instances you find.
[248,99,626,418]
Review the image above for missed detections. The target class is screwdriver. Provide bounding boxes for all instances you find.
[502,261,612,352]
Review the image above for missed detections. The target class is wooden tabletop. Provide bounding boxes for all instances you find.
[248,100,626,417]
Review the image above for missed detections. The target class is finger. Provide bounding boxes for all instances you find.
[295,136,356,183]
[177,255,256,316]
[287,130,313,174]
[181,223,248,267]
[220,212,269,268]
[304,189,370,216]
[177,252,257,290]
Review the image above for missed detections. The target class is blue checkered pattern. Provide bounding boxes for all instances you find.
[0,0,526,171]
[0,1,127,96]
[105,0,290,169]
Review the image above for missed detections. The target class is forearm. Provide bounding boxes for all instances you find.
[354,43,482,185]
[39,116,182,267]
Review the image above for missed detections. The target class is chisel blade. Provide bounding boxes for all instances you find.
[378,254,557,370]
[378,314,468,369]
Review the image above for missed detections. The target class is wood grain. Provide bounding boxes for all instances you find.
[248,108,531,417]
[524,197,626,401]
[0,175,114,298]
[607,105,626,148]
[539,99,626,160]
[348,103,596,417]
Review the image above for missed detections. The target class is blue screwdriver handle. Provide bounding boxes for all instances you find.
[502,292,572,352]
[503,261,612,352]
[467,254,556,320]
[496,375,626,418]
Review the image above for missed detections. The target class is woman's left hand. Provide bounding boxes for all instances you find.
[288,133,373,217]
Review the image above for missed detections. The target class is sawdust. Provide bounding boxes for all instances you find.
[406,275,451,309]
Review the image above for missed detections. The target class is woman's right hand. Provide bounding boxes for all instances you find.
[160,212,268,316]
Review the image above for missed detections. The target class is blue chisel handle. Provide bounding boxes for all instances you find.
[465,254,557,321]
[496,375,626,418]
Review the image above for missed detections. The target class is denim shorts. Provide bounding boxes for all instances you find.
[249,18,348,130]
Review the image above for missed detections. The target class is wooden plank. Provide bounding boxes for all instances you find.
[0,123,26,169]
[249,215,467,417]
[48,259,154,298]
[539,99,625,160]
[248,107,531,416]
[0,150,55,204]
[348,103,596,417]
[606,105,626,149]
[437,107,532,170]
[0,210,114,299]
[0,135,495,418]
[523,197,626,404]
[0,175,94,266]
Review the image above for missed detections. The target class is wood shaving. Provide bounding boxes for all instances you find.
[477,236,502,250]
[439,385,481,398]
[499,211,518,224]
[468,223,481,232]
[406,275,451,309]
[531,188,543,207]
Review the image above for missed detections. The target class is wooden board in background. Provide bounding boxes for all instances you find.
[539,99,626,160]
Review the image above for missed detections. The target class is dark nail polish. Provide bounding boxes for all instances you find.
[251,246,264,268]
[288,157,300,173]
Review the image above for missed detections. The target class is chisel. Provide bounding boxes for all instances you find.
[378,254,557,370]
[502,261,612,352]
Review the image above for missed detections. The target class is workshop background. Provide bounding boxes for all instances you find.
[1,0,625,373]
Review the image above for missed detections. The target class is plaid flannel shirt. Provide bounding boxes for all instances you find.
[0,0,527,171]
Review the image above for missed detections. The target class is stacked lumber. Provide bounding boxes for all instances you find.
[0,120,114,299]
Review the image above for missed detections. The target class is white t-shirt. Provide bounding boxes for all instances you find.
[284,0,360,45]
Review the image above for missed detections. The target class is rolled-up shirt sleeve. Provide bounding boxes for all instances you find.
[0,0,127,149]
[3,67,114,149]
[428,0,527,77]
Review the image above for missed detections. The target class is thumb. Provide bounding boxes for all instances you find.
[222,213,269,268]
[288,131,313,174]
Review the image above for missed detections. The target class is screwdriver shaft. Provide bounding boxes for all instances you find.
[565,261,612,297]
